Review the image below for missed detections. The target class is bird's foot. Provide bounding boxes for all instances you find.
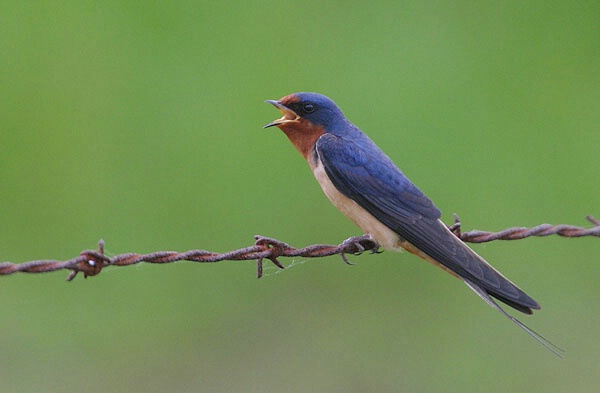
[339,234,382,265]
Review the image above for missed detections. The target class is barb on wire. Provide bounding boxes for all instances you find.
[0,215,597,281]
[449,214,600,242]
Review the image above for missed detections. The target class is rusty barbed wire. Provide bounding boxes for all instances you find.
[0,216,597,281]
[449,214,600,242]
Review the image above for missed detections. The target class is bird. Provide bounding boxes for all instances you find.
[264,92,562,356]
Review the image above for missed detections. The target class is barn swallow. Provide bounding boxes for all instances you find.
[265,92,562,356]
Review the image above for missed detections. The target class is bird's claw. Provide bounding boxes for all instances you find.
[339,234,381,265]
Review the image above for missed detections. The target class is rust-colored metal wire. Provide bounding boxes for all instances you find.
[1,216,597,281]
[449,214,600,241]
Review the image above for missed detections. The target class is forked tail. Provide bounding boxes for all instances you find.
[464,279,564,357]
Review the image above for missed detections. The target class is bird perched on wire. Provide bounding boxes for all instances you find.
[265,92,561,356]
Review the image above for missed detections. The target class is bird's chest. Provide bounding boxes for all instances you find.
[309,152,402,251]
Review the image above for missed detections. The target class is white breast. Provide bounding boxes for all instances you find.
[311,159,403,251]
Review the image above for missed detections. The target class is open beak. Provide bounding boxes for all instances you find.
[264,100,300,128]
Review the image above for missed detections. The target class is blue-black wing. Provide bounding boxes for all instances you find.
[316,133,540,314]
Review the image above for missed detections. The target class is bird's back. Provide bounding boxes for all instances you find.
[316,131,540,314]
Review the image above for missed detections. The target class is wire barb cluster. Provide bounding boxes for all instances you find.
[0,216,597,281]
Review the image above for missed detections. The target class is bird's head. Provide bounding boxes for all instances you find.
[264,92,346,131]
[264,92,349,159]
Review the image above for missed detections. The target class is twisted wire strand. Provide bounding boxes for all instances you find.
[1,216,597,280]
[451,215,600,242]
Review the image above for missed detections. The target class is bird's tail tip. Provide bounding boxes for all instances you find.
[464,280,565,358]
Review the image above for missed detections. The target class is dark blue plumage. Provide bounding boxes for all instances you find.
[265,92,562,356]
[316,133,538,314]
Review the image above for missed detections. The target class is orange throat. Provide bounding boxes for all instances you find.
[278,119,326,159]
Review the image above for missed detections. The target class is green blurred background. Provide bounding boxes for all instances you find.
[1,1,598,392]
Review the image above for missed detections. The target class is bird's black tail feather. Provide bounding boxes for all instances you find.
[464,279,564,357]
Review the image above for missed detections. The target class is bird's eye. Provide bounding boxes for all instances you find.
[303,103,315,113]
